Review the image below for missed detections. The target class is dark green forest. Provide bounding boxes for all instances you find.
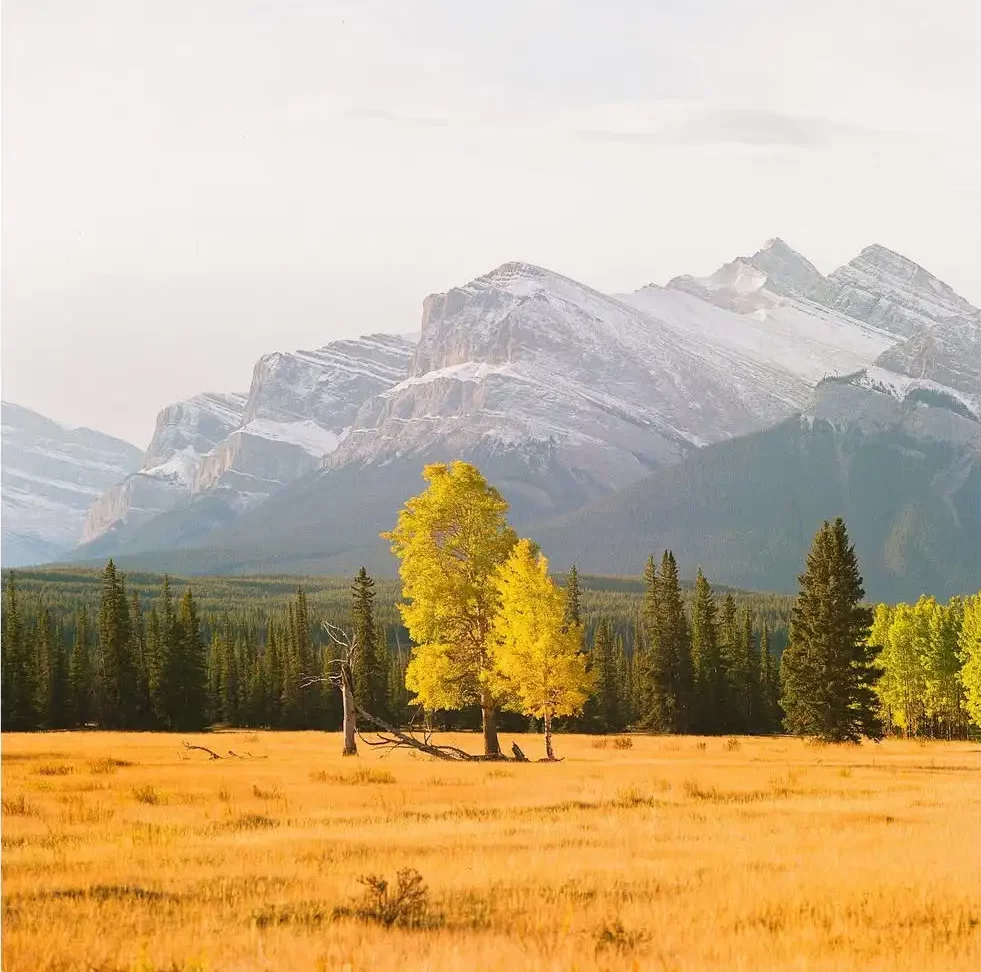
[1,562,795,736]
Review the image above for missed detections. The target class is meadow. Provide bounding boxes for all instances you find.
[1,731,978,972]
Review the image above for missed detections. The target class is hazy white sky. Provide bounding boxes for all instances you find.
[3,0,979,446]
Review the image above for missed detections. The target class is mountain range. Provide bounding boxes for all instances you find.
[4,237,978,600]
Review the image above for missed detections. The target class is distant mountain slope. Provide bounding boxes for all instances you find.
[79,334,415,549]
[1,402,142,566]
[64,235,980,591]
[531,380,981,603]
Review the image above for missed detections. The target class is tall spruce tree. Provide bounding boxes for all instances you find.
[591,619,620,731]
[690,569,724,734]
[757,622,777,732]
[564,565,583,627]
[351,567,387,720]
[95,560,134,728]
[780,518,882,742]
[719,593,748,731]
[2,572,38,730]
[741,608,761,732]
[643,552,692,732]
[173,588,207,731]
[68,606,93,727]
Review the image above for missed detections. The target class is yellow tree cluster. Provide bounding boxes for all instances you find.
[384,462,592,758]
[870,591,981,738]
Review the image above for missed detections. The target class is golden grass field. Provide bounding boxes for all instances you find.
[1,731,979,972]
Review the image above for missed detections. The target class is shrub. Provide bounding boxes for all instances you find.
[724,738,741,752]
[36,763,74,776]
[595,919,647,952]
[352,868,430,928]
[252,782,283,800]
[2,795,36,817]
[89,757,133,775]
[591,738,609,749]
[611,736,633,750]
[133,784,161,805]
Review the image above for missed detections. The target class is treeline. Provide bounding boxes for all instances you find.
[0,563,406,733]
[1,556,783,735]
[566,559,781,735]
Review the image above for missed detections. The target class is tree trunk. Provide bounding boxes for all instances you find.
[480,686,500,757]
[340,662,358,756]
[544,711,556,761]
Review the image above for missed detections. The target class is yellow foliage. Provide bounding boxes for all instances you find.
[490,539,594,723]
[382,462,517,712]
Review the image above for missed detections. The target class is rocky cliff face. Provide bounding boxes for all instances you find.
[825,244,979,338]
[80,391,248,543]
[1,402,142,565]
[67,237,980,579]
[78,335,416,547]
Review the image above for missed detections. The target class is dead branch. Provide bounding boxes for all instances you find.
[511,742,529,762]
[182,741,223,760]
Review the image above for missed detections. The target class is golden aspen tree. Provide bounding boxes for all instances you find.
[383,462,517,757]
[489,539,594,760]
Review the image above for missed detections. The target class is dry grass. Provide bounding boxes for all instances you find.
[1,731,978,971]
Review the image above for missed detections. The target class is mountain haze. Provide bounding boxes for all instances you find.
[10,236,976,599]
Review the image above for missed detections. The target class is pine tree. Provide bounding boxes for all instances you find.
[643,552,692,732]
[564,565,583,627]
[690,569,724,734]
[591,619,619,731]
[757,621,778,732]
[351,568,387,720]
[265,618,283,727]
[174,588,207,731]
[129,592,154,728]
[742,609,761,732]
[68,606,93,727]
[35,607,68,729]
[719,593,748,731]
[614,631,631,727]
[2,572,37,730]
[95,560,134,728]
[780,518,882,742]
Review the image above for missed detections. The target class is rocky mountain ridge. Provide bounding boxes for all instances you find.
[9,236,977,590]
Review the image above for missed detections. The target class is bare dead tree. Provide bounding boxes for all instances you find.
[302,619,511,762]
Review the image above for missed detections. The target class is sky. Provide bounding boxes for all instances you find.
[3,0,979,447]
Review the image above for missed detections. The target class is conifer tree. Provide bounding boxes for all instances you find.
[2,572,39,730]
[634,556,659,724]
[614,631,631,727]
[757,621,777,732]
[35,608,68,729]
[690,569,724,734]
[564,565,583,627]
[68,606,93,727]
[265,618,283,727]
[174,588,207,731]
[129,591,154,728]
[643,552,692,732]
[591,619,619,731]
[742,609,761,732]
[780,518,882,742]
[719,593,748,731]
[95,560,134,728]
[351,568,387,720]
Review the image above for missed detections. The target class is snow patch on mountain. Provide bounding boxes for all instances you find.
[2,402,142,565]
